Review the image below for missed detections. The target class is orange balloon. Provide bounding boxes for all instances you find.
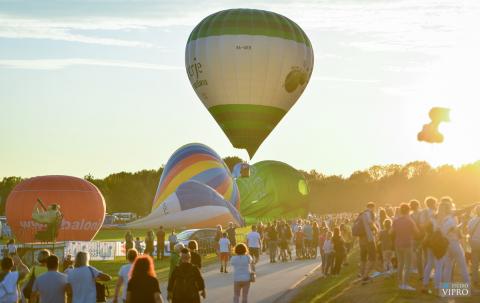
[6,175,105,243]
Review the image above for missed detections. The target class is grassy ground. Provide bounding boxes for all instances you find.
[293,250,479,303]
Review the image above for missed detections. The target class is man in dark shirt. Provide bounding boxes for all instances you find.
[226,222,237,247]
[267,222,279,263]
[156,226,166,260]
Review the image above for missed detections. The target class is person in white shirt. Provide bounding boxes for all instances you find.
[231,244,255,303]
[246,226,262,264]
[468,205,480,286]
[437,197,470,286]
[322,231,334,275]
[66,251,112,303]
[0,255,29,303]
[113,249,138,303]
[219,233,231,273]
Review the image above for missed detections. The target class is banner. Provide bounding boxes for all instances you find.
[64,241,120,261]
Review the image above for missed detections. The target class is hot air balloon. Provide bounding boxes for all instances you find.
[418,107,451,143]
[236,160,308,218]
[6,175,106,243]
[126,143,243,229]
[186,9,314,158]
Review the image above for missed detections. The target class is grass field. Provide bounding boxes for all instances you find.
[292,250,479,303]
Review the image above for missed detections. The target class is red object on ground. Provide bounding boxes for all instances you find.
[6,175,106,243]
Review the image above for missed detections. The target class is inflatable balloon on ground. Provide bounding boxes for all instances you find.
[6,175,106,243]
[186,9,314,158]
[127,143,243,229]
[236,161,309,218]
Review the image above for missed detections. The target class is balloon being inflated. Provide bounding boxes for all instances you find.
[126,143,243,229]
[6,175,106,242]
[186,9,314,158]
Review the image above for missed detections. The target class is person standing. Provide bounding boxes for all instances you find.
[145,230,155,257]
[409,199,423,278]
[126,256,163,303]
[340,223,353,265]
[169,243,185,279]
[168,249,206,303]
[219,233,231,273]
[420,196,438,292]
[214,225,223,260]
[358,202,378,283]
[231,244,255,303]
[66,251,112,303]
[439,197,470,286]
[378,219,394,273]
[267,222,278,263]
[468,205,480,287]
[303,221,313,259]
[30,255,69,303]
[156,226,166,260]
[332,227,346,275]
[62,254,73,273]
[246,225,262,264]
[125,231,134,253]
[295,226,305,260]
[113,249,138,303]
[188,240,202,269]
[227,222,237,248]
[391,203,419,291]
[168,229,178,254]
[322,231,334,275]
[0,255,30,303]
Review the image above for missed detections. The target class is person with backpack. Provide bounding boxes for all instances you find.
[231,244,255,303]
[419,196,439,293]
[0,255,30,303]
[353,202,378,283]
[113,249,138,303]
[468,205,480,287]
[126,255,163,303]
[30,255,69,303]
[439,197,471,286]
[391,203,419,291]
[23,249,51,301]
[167,248,206,303]
[66,251,112,303]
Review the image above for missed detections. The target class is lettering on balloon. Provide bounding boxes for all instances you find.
[187,57,208,89]
[19,219,101,231]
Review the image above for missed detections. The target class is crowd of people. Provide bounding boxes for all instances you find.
[1,196,479,302]
[353,197,480,293]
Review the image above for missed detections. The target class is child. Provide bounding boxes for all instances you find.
[134,237,144,254]
[295,226,305,260]
[379,219,394,273]
[219,232,231,273]
[323,231,334,275]
[7,239,16,256]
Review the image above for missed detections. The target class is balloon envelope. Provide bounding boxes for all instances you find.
[6,175,106,243]
[236,160,308,218]
[127,143,243,229]
[186,9,314,157]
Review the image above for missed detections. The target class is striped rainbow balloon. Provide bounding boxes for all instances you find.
[151,143,240,211]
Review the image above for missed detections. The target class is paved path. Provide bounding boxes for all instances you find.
[160,255,321,303]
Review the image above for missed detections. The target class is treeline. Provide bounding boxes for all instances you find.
[1,160,480,216]
[303,161,480,214]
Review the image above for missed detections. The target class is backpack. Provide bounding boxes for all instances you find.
[427,230,449,259]
[22,266,35,299]
[173,266,199,301]
[88,267,109,302]
[352,212,366,237]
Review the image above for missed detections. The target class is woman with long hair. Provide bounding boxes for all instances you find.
[126,255,163,303]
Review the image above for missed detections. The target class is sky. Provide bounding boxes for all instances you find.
[1,0,480,179]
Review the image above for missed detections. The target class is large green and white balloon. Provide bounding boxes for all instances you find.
[186,9,314,158]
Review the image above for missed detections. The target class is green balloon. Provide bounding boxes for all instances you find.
[236,161,309,219]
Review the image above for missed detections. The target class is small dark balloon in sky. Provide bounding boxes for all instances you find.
[417,107,450,144]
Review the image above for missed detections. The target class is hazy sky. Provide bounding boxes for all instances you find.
[1,0,480,179]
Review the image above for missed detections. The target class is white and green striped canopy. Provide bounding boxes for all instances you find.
[185,8,314,158]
